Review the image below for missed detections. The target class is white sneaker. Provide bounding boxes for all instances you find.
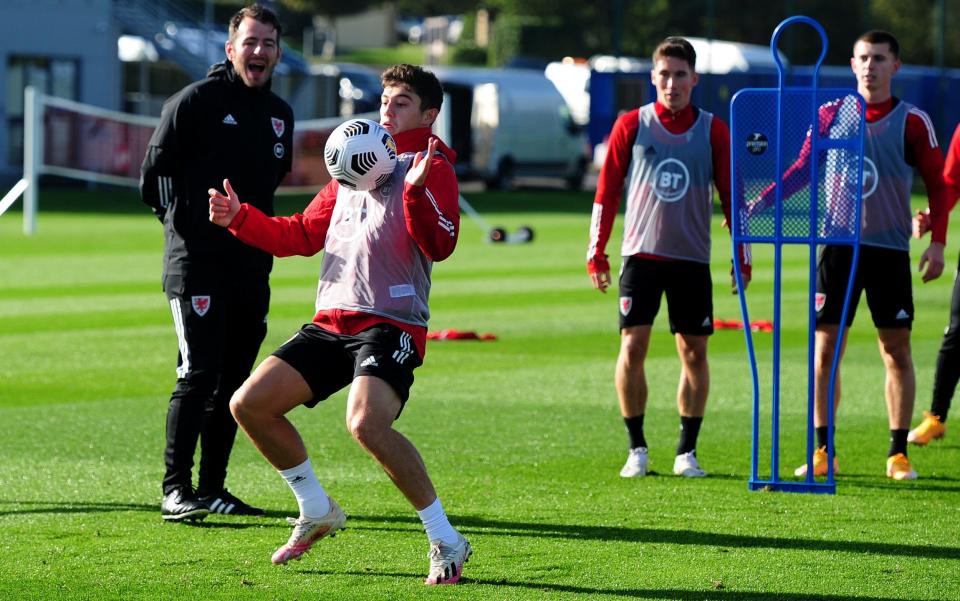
[271,497,346,565]
[620,447,649,477]
[425,532,472,585]
[673,451,707,477]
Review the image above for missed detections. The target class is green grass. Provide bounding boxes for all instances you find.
[331,43,426,68]
[0,187,958,600]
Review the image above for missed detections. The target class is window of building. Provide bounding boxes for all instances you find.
[6,55,78,165]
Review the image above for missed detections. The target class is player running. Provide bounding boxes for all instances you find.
[753,31,947,480]
[207,64,471,584]
[909,123,960,446]
[587,37,750,479]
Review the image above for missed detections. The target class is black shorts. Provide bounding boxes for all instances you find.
[618,256,714,335]
[816,245,913,329]
[273,323,423,414]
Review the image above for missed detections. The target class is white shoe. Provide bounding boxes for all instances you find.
[271,497,346,565]
[425,532,472,585]
[673,451,707,477]
[620,447,648,477]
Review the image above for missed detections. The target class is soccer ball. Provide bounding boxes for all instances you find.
[324,118,398,191]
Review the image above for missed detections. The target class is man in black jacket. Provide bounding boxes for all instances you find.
[140,3,293,521]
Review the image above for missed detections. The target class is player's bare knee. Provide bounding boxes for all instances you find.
[228,390,250,424]
[619,338,648,366]
[880,344,912,371]
[347,411,389,450]
[229,384,265,425]
[680,347,707,370]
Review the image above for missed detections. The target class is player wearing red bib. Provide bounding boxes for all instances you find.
[587,37,750,479]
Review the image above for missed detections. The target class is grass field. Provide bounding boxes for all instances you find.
[0,187,958,600]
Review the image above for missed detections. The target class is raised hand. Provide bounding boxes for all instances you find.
[209,178,241,227]
[405,137,438,187]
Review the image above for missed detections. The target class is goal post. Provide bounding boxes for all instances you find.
[1,86,375,234]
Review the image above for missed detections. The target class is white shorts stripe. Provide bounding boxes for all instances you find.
[392,332,413,364]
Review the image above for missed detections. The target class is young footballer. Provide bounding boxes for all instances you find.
[587,37,750,479]
[208,64,471,584]
[753,31,947,480]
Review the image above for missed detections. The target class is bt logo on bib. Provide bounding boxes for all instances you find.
[652,158,690,202]
[331,202,368,242]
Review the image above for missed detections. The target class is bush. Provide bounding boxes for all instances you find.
[489,15,589,67]
[446,42,488,66]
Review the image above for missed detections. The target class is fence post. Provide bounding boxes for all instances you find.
[23,86,40,235]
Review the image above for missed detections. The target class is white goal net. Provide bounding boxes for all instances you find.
[1,86,373,234]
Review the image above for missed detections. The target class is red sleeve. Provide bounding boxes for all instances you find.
[712,116,752,274]
[905,109,947,244]
[587,109,639,274]
[942,124,960,214]
[403,149,460,262]
[711,116,732,224]
[755,102,843,208]
[228,180,337,257]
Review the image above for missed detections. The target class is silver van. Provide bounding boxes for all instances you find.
[431,67,590,189]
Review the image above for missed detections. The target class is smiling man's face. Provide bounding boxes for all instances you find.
[225,16,281,89]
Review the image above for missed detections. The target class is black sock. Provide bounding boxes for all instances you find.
[889,429,909,457]
[816,426,830,451]
[676,416,703,455]
[624,415,647,449]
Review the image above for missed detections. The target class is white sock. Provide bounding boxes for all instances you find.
[278,458,330,519]
[417,497,459,545]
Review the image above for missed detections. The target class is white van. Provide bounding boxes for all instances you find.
[431,67,590,189]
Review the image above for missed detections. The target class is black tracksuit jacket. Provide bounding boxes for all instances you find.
[140,61,294,283]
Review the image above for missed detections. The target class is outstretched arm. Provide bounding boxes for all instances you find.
[208,178,336,257]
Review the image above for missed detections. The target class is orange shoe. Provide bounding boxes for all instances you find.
[886,453,918,481]
[907,411,946,446]
[793,446,840,477]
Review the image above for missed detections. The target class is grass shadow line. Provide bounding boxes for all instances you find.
[306,570,947,601]
[346,513,960,561]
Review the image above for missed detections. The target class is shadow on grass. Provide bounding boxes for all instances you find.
[300,570,949,601]
[832,473,960,493]
[0,500,294,529]
[346,513,960,561]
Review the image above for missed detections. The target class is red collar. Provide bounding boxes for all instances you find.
[654,102,696,132]
[392,127,457,162]
[865,97,895,123]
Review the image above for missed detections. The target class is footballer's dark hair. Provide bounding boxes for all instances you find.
[653,37,697,71]
[228,3,282,43]
[855,30,900,59]
[381,64,444,112]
